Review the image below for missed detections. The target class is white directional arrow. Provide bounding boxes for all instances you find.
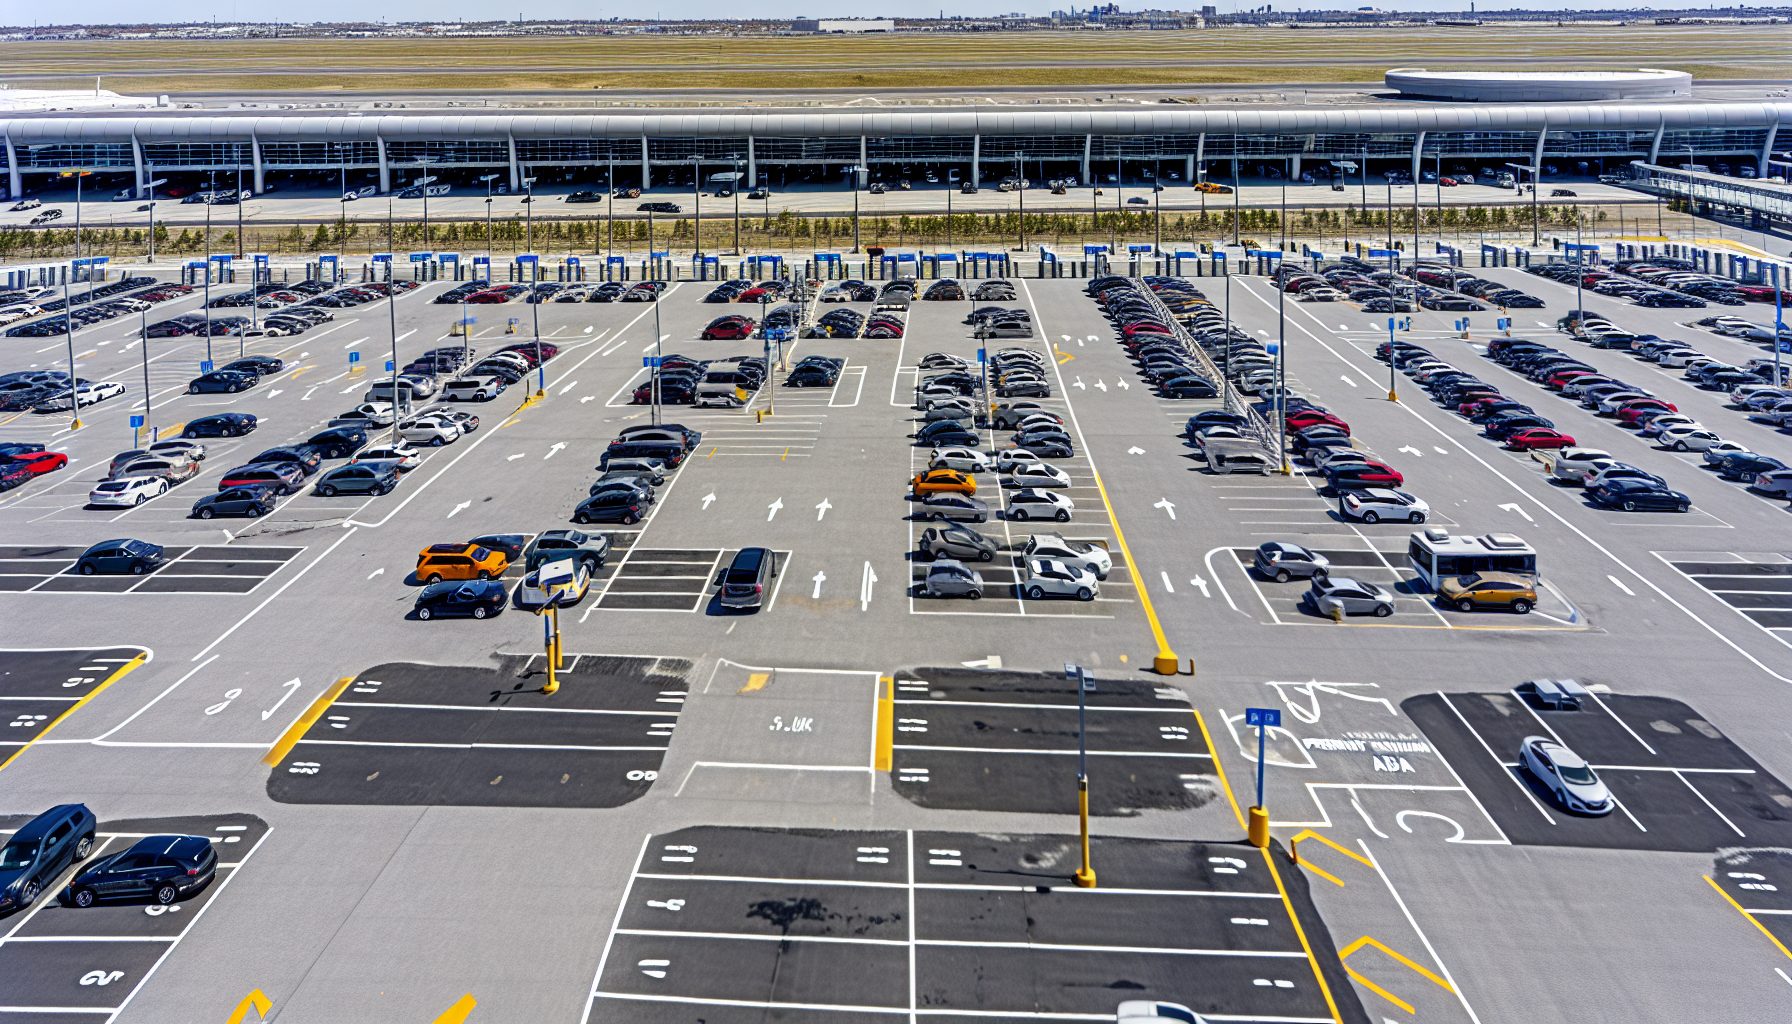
[1433,446,1449,454]
[580,396,595,403]
[767,497,784,521]
[1073,377,1086,390]
[1154,497,1177,520]
[267,389,283,398]
[812,571,827,599]
[1398,445,1422,456]
[1339,376,1356,388]
[558,380,578,395]
[544,442,566,459]
[507,453,526,461]
[860,561,878,610]
[1190,576,1211,597]
[448,501,470,518]
[1128,446,1147,455]
[367,567,385,579]
[815,498,833,521]
[301,387,317,401]
[701,492,717,510]
[1095,379,1108,392]
[1115,379,1129,390]
[261,679,302,721]
[1498,502,1535,523]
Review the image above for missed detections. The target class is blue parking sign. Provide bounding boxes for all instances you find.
[348,351,360,364]
[130,415,145,429]
[1245,708,1281,728]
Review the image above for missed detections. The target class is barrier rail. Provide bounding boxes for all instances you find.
[1127,279,1279,455]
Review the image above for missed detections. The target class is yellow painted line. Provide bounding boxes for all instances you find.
[1260,846,1345,1024]
[432,994,477,1024]
[0,411,25,426]
[225,989,272,1024]
[1087,465,1179,674]
[260,676,354,768]
[1339,935,1456,1014]
[874,676,894,772]
[1193,709,1246,832]
[739,672,771,694]
[1706,874,1792,961]
[1692,238,1779,260]
[1297,859,1346,888]
[1289,829,1375,869]
[76,349,97,359]
[707,446,717,458]
[0,650,149,774]
[157,423,185,440]
[782,447,789,461]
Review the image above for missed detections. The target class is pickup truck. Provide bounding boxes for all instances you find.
[1538,446,1614,484]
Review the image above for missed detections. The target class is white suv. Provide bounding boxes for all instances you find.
[441,376,505,402]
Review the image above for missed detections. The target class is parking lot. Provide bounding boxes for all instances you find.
[1657,550,1792,644]
[0,814,267,1022]
[0,647,148,767]
[586,825,1360,1024]
[1404,689,1792,852]
[265,655,691,807]
[0,544,304,594]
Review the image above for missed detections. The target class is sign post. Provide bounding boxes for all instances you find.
[1064,664,1098,888]
[1244,707,1281,848]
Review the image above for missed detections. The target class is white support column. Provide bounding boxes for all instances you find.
[2,136,17,202]
[747,135,756,188]
[1082,134,1092,184]
[1649,122,1665,165]
[1532,129,1547,177]
[376,136,390,193]
[971,134,980,187]
[1411,131,1426,183]
[1185,153,1194,184]
[640,136,650,190]
[859,135,868,187]
[250,134,264,194]
[1760,124,1779,178]
[130,134,145,197]
[508,134,521,191]
[1195,133,1206,180]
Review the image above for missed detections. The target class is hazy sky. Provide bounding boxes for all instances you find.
[25,0,1714,27]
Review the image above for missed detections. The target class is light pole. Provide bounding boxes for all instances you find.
[479,173,499,258]
[416,155,438,249]
[522,176,538,255]
[145,170,165,263]
[531,257,544,397]
[946,180,954,252]
[1064,663,1097,889]
[605,158,615,265]
[692,155,703,260]
[139,302,152,441]
[1016,151,1027,251]
[731,154,742,256]
[385,254,401,447]
[61,168,92,431]
[235,161,245,258]
[1231,157,1241,246]
[850,165,863,254]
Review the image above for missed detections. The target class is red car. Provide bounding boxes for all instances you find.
[1615,399,1677,427]
[1506,427,1576,451]
[736,288,770,303]
[1546,370,1598,390]
[3,450,67,477]
[701,317,756,341]
[494,342,558,367]
[1287,410,1348,434]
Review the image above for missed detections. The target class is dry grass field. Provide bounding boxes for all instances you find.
[6,25,1785,94]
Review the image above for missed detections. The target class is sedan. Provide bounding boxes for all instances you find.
[919,525,998,562]
[74,539,166,575]
[183,413,257,438]
[929,447,993,474]
[1007,462,1072,489]
[915,493,989,523]
[3,450,68,478]
[1519,736,1612,815]
[1023,533,1111,579]
[89,476,168,507]
[1657,427,1724,452]
[187,370,257,394]
[1340,488,1429,524]
[413,579,508,620]
[1005,488,1073,522]
[1588,480,1692,512]
[1022,558,1098,601]
[1505,427,1577,451]
[314,462,399,497]
[191,485,276,519]
[911,468,976,497]
[1306,576,1396,617]
[216,462,305,494]
[63,834,217,907]
[1437,571,1537,613]
[1161,376,1218,399]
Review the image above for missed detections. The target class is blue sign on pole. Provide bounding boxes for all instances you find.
[348,351,360,365]
[1245,707,1281,810]
[386,360,395,372]
[199,360,213,373]
[644,356,661,368]
[1387,318,1397,332]
[130,414,145,429]
[976,349,986,363]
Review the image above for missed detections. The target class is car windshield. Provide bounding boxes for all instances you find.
[96,482,128,491]
[0,839,36,870]
[1558,763,1597,785]
[123,541,155,554]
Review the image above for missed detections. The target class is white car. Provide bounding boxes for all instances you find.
[1023,558,1099,601]
[1118,1000,1208,1024]
[513,558,592,611]
[1023,532,1111,579]
[397,416,460,446]
[1702,440,1751,466]
[1007,462,1071,488]
[1519,735,1613,815]
[149,439,206,461]
[232,324,292,338]
[88,475,167,507]
[929,447,992,473]
[994,448,1045,474]
[0,303,42,320]
[1014,413,1064,434]
[1005,488,1073,522]
[1731,383,1788,406]
[1340,488,1430,523]
[1655,348,1704,367]
[35,381,125,411]
[1548,447,1614,484]
[1658,425,1725,451]
[351,443,421,471]
[440,376,505,402]
[343,402,397,426]
[1639,413,1700,438]
[1299,287,1345,302]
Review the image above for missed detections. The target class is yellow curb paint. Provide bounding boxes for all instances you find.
[261,677,354,768]
[0,650,149,774]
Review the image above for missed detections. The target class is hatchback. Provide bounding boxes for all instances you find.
[922,559,985,599]
[89,476,167,507]
[1437,571,1538,613]
[64,834,216,907]
[919,525,998,562]
[75,539,166,575]
[1306,576,1396,617]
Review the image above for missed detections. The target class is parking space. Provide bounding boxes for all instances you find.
[888,666,1213,815]
[0,544,303,594]
[1404,689,1792,852]
[1657,550,1792,646]
[594,548,793,614]
[0,648,147,767]
[1709,849,1792,952]
[266,655,692,807]
[585,825,1360,1024]
[0,814,268,1023]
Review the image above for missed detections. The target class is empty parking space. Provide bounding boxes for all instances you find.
[889,667,1213,815]
[1709,850,1792,952]
[0,814,267,1022]
[0,648,146,766]
[266,655,691,807]
[596,547,724,612]
[1658,551,1792,646]
[1405,690,1792,852]
[585,825,1359,1024]
[0,544,303,595]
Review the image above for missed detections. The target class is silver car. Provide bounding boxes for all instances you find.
[920,525,998,562]
[1023,533,1111,579]
[1519,736,1613,815]
[921,559,985,599]
[1253,542,1330,583]
[917,493,989,523]
[1306,576,1395,617]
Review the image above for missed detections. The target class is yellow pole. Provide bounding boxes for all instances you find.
[540,605,559,695]
[1074,778,1096,888]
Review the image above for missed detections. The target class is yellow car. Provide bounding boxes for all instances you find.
[911,468,977,497]
[1437,571,1537,614]
[1196,182,1233,194]
[416,542,510,584]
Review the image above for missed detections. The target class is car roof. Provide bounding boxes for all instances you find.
[9,804,87,840]
[126,834,210,860]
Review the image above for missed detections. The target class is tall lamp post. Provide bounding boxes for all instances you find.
[1063,664,1097,889]
[60,168,93,430]
[522,176,538,255]
[479,173,499,257]
[415,155,438,248]
[145,169,166,263]
[731,154,742,256]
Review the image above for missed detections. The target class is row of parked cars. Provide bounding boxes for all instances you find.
[3,278,193,337]
[434,280,666,305]
[1091,276,1221,400]
[579,423,702,524]
[1530,255,1758,308]
[704,279,790,304]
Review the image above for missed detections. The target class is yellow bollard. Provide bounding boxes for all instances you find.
[1248,805,1270,848]
[1074,777,1097,888]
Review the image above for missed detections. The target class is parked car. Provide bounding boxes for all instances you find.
[413,579,508,620]
[1022,558,1099,601]
[88,476,168,508]
[716,546,778,610]
[1254,542,1330,582]
[1306,576,1396,617]
[184,413,258,438]
[920,559,985,599]
[74,539,167,575]
[1437,571,1538,613]
[62,834,217,907]
[191,485,277,519]
[1519,736,1612,815]
[314,461,399,497]
[0,804,96,912]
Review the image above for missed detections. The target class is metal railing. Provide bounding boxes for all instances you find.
[1126,279,1278,454]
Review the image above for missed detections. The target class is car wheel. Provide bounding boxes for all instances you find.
[1027,586,1045,600]
[1011,508,1028,521]
[1675,441,1689,451]
[472,606,489,619]
[979,549,994,562]
[416,607,433,620]
[71,887,96,908]
[1622,501,1636,512]
[188,384,200,394]
[1511,599,1533,614]
[256,504,272,516]
[1055,509,1070,522]
[622,513,639,525]
[574,512,592,525]
[431,437,446,446]
[317,484,336,497]
[132,493,145,506]
[184,429,199,438]
[74,835,93,860]
[1374,604,1393,617]
[154,883,179,905]
[79,563,95,575]
[19,880,40,907]
[426,573,443,584]
[1076,587,1093,602]
[1456,598,1475,613]
[1274,569,1291,584]
[131,563,146,575]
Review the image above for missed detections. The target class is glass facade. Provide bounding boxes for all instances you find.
[1660,128,1768,154]
[385,140,509,165]
[984,135,1086,159]
[866,136,975,161]
[260,141,381,166]
[647,137,752,161]
[751,136,863,162]
[16,143,134,168]
[140,143,253,167]
[516,138,638,163]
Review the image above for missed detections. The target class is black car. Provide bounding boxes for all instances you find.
[187,370,258,394]
[1484,414,1554,440]
[566,190,604,203]
[1588,480,1691,512]
[997,379,1052,399]
[192,485,276,519]
[1161,375,1218,398]
[0,804,96,913]
[716,546,778,610]
[786,366,839,388]
[915,422,980,448]
[75,538,166,575]
[573,489,646,525]
[63,834,218,908]
[637,201,682,214]
[301,427,368,460]
[0,460,33,492]
[184,413,257,438]
[414,579,508,620]
[251,447,322,476]
[314,462,400,496]
[1720,453,1787,482]
[222,356,284,377]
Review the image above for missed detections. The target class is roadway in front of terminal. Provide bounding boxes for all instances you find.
[2,263,1792,1021]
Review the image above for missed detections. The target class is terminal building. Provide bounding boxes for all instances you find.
[1,80,1786,202]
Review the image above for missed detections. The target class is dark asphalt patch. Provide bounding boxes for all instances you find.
[0,814,267,1019]
[0,648,145,756]
[1710,849,1792,951]
[590,826,1365,1024]
[889,667,1216,816]
[1670,557,1792,634]
[1405,691,1792,852]
[0,544,301,595]
[267,654,692,807]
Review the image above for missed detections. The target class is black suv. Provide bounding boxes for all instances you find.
[0,804,97,913]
